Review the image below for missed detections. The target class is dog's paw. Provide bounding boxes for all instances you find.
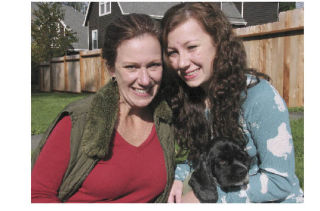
[189,171,218,203]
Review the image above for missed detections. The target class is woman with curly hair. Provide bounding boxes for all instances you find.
[161,2,303,203]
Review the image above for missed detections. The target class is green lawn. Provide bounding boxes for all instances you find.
[31,92,304,189]
[31,92,92,135]
[291,118,304,190]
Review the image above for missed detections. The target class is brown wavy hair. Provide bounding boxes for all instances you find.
[102,13,161,69]
[161,2,270,165]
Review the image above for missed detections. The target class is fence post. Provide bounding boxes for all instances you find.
[283,36,290,106]
[79,51,84,92]
[64,55,69,92]
[100,50,105,88]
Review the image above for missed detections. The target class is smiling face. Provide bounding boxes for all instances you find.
[112,34,163,109]
[167,18,217,89]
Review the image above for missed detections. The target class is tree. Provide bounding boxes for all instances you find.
[31,2,78,65]
[279,2,296,12]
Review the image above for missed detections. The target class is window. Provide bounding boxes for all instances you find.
[99,2,111,16]
[92,30,98,49]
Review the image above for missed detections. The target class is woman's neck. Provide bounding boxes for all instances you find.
[116,102,154,147]
[118,102,153,125]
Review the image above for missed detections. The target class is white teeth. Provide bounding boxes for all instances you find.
[134,88,148,93]
[186,69,199,76]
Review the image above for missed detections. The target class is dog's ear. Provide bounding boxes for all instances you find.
[189,153,218,203]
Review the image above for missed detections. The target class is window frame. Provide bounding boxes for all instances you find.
[92,29,98,49]
[99,2,111,16]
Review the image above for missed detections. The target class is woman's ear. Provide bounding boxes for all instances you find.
[107,65,116,77]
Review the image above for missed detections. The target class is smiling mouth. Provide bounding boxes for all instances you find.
[132,87,151,96]
[183,68,200,79]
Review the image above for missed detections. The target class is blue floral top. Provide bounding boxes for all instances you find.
[175,75,304,203]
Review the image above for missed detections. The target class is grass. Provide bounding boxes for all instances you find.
[31,92,304,189]
[31,92,92,135]
[290,118,304,190]
[288,107,304,113]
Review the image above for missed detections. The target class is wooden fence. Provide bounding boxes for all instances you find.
[234,8,304,107]
[39,9,303,107]
[39,49,109,93]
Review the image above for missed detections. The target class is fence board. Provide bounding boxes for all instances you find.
[82,56,100,92]
[234,8,304,107]
[39,63,51,92]
[51,62,65,91]
[66,60,81,93]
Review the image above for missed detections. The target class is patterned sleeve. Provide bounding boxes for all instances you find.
[216,80,303,203]
[175,162,191,181]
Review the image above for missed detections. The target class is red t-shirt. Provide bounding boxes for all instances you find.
[32,116,167,203]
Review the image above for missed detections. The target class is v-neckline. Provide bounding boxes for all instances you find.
[115,124,156,150]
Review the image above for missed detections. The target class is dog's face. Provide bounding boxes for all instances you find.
[188,137,251,202]
[206,138,251,189]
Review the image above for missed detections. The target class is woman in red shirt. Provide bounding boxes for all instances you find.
[31,13,175,203]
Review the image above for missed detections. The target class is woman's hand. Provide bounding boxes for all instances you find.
[181,191,200,203]
[168,180,184,203]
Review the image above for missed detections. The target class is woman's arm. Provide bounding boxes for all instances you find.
[31,116,72,203]
[168,163,191,203]
[216,81,302,203]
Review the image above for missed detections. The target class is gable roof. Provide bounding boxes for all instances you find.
[61,5,88,49]
[118,2,180,18]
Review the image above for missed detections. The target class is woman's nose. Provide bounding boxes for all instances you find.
[177,52,190,71]
[138,68,151,86]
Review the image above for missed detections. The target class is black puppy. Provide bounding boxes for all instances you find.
[189,137,251,203]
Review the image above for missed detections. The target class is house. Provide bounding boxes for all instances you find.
[31,2,89,53]
[83,2,180,50]
[212,2,279,27]
[240,2,279,27]
[83,2,279,50]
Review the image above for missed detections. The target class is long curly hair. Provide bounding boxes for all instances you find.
[161,2,270,165]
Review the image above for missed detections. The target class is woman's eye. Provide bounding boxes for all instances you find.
[188,45,197,50]
[149,63,162,68]
[167,50,177,57]
[124,65,136,69]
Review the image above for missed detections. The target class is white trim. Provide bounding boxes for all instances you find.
[92,29,98,50]
[99,2,111,17]
[231,20,247,26]
[117,2,164,19]
[117,2,125,14]
[83,2,91,27]
[87,27,90,49]
[241,2,244,18]
[148,14,163,19]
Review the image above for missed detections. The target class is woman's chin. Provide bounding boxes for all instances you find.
[184,80,202,88]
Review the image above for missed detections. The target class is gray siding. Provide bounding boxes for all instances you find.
[243,2,279,26]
